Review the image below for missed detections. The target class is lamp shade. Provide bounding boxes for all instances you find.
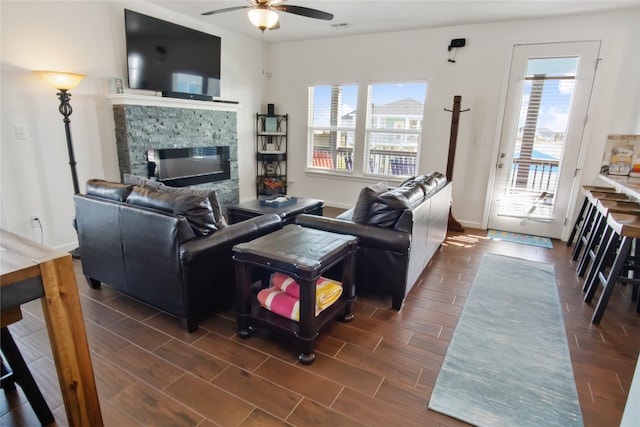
[35,71,86,90]
[248,8,279,30]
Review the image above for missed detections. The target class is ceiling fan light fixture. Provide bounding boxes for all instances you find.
[248,8,279,31]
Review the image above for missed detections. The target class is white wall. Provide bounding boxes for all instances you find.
[0,0,265,249]
[1,3,638,249]
[621,353,640,426]
[266,8,640,229]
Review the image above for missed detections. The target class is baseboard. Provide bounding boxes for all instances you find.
[456,220,483,230]
[55,241,80,255]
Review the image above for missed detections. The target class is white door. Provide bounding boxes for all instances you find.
[488,41,601,239]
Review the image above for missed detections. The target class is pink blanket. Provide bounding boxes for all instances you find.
[256,273,344,321]
[257,288,301,321]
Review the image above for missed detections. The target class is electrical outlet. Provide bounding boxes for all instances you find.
[30,215,40,228]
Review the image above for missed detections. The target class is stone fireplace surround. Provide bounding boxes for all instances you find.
[108,94,240,209]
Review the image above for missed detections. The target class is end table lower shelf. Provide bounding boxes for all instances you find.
[238,290,355,364]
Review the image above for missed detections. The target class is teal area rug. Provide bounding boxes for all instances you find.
[487,229,553,248]
[428,253,583,427]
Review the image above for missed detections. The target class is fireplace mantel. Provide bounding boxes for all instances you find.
[106,93,241,112]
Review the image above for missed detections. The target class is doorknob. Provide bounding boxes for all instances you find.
[500,153,506,158]
[498,163,504,168]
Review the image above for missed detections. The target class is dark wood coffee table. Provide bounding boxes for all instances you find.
[232,224,357,364]
[226,197,324,225]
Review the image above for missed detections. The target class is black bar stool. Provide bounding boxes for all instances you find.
[571,190,629,262]
[1,308,54,426]
[584,212,640,324]
[576,199,640,277]
[567,185,617,246]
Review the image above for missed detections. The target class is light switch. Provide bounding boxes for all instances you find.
[14,125,27,140]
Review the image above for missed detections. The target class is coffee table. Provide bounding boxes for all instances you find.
[232,224,357,364]
[226,197,324,225]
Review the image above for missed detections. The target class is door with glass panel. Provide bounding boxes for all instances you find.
[487,41,600,239]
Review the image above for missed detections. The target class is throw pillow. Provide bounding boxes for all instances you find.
[351,181,388,224]
[86,179,133,202]
[126,186,217,236]
[158,186,227,229]
[122,173,164,191]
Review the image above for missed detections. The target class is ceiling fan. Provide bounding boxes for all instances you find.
[202,0,334,32]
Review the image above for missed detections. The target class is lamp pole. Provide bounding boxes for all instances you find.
[57,89,80,194]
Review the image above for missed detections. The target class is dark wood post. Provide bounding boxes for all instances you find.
[445,95,468,232]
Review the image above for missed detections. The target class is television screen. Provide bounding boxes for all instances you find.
[124,9,221,99]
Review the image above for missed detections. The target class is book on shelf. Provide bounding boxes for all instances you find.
[264,116,278,133]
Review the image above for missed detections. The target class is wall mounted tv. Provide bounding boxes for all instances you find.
[124,9,221,101]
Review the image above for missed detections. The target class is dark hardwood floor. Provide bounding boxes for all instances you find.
[1,227,638,426]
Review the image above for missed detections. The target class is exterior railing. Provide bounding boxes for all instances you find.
[312,147,417,177]
[368,149,417,176]
[509,158,560,194]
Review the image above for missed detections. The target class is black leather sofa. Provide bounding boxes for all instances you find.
[296,172,451,309]
[74,179,283,331]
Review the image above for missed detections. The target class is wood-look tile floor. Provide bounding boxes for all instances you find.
[1,228,639,426]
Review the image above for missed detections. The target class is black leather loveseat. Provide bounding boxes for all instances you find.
[296,172,451,309]
[74,179,283,331]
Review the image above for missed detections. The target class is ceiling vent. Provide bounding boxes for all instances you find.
[331,22,352,30]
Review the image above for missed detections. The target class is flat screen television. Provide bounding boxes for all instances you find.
[124,9,221,100]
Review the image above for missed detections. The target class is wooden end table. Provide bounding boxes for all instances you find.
[232,225,357,364]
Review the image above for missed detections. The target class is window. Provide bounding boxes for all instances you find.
[307,84,358,172]
[307,81,427,178]
[365,83,426,177]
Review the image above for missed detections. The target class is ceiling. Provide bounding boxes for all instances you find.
[150,0,638,43]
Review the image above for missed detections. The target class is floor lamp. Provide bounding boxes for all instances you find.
[35,71,86,256]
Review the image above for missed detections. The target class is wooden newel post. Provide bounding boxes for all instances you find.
[445,95,469,232]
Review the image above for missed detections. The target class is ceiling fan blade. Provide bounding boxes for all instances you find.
[201,6,251,16]
[271,4,333,20]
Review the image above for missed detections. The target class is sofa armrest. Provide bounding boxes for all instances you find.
[295,214,410,253]
[180,213,283,263]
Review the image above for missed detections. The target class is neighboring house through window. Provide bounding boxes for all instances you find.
[307,82,427,178]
